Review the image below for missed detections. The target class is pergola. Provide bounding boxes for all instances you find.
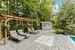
[0,14,38,45]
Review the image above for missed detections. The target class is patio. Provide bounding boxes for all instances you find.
[0,30,75,50]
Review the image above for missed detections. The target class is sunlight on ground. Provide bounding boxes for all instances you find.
[34,35,54,47]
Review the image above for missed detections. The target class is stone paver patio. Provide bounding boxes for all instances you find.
[0,30,75,50]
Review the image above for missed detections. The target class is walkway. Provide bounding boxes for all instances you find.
[0,30,75,50]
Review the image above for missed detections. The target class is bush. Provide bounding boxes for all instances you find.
[9,20,17,30]
[54,28,63,34]
[52,0,75,35]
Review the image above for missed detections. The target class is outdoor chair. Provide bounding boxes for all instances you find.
[17,30,30,38]
[28,27,39,35]
[9,30,25,42]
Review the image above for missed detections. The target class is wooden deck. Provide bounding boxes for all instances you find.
[0,30,75,50]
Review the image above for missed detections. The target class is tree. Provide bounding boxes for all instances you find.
[53,0,75,35]
[0,0,54,21]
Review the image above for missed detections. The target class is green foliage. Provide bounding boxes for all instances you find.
[0,0,54,21]
[52,0,75,35]
[9,20,17,30]
[9,20,27,30]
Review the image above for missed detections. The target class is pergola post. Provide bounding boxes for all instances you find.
[36,17,39,30]
[37,21,38,30]
[27,21,29,34]
[20,20,21,25]
[16,20,19,24]
[22,20,23,25]
[31,21,33,28]
[4,17,8,45]
[0,22,2,41]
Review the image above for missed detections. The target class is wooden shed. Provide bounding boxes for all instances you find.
[41,22,52,30]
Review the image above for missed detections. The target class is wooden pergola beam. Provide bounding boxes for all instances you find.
[1,14,37,22]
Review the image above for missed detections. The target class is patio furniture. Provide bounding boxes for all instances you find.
[17,30,30,38]
[9,30,25,42]
[28,27,39,35]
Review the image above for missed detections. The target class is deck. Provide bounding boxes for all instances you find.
[0,30,75,50]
